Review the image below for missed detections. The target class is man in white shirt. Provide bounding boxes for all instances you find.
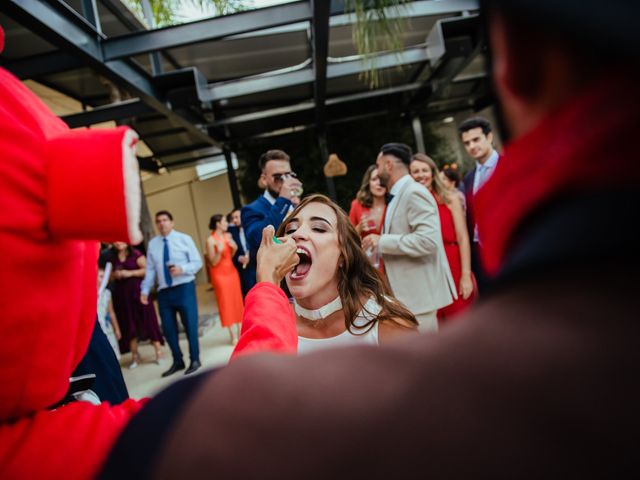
[459,117,501,291]
[362,143,456,331]
[141,210,203,377]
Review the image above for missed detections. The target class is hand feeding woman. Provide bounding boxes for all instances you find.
[276,194,418,354]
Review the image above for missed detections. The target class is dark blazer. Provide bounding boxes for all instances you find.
[241,195,293,271]
[227,224,256,297]
[227,225,247,271]
[462,167,476,243]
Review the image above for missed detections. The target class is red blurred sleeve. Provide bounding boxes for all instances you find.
[230,282,297,359]
[0,399,145,480]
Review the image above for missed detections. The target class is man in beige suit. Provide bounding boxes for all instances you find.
[362,143,456,331]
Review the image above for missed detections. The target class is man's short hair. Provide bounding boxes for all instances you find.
[458,117,492,137]
[258,149,290,171]
[226,209,239,223]
[379,143,413,166]
[155,210,173,221]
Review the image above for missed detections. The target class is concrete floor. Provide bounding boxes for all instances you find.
[119,283,236,399]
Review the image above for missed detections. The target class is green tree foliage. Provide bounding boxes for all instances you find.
[345,0,412,88]
[122,0,245,27]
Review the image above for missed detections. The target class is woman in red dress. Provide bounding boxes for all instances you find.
[349,165,387,273]
[409,154,476,322]
[206,214,244,345]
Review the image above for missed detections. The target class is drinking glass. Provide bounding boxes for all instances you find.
[362,213,376,233]
[365,246,380,268]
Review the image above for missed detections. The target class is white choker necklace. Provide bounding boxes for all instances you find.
[294,296,343,321]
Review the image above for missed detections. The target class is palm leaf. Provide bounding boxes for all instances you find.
[345,0,411,88]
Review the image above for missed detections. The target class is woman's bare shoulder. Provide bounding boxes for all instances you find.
[378,316,418,343]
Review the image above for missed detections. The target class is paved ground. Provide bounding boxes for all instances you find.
[120,283,234,399]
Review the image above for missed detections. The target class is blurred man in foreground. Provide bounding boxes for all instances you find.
[103,1,640,477]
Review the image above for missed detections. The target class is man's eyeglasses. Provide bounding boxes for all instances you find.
[271,172,298,183]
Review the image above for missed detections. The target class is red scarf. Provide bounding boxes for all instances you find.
[476,72,640,275]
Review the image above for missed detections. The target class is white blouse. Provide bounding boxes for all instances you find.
[297,298,382,355]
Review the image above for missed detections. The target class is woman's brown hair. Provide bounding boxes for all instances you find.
[410,153,449,204]
[355,164,380,209]
[277,194,417,333]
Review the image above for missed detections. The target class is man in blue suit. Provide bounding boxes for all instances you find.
[226,208,255,298]
[241,149,303,287]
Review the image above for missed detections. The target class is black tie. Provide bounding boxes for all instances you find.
[385,194,394,205]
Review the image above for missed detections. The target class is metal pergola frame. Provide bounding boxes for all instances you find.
[1,0,489,206]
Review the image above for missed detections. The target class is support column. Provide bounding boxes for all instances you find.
[318,132,337,201]
[223,145,242,209]
[412,116,426,154]
[138,177,155,251]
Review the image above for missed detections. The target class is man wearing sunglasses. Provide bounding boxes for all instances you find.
[241,149,303,287]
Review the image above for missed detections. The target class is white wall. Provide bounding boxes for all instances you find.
[143,169,235,284]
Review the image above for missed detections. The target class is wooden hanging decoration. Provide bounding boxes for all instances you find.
[323,153,347,177]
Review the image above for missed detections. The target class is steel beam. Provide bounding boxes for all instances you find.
[101,0,478,58]
[211,82,423,127]
[311,0,336,201]
[99,0,183,71]
[205,68,314,103]
[137,156,161,172]
[311,0,330,129]
[102,1,313,61]
[138,127,188,139]
[197,0,476,41]
[152,143,215,159]
[222,146,242,208]
[2,0,218,147]
[61,99,154,128]
[229,100,477,145]
[404,15,482,113]
[204,47,428,102]
[1,51,84,80]
[161,152,225,170]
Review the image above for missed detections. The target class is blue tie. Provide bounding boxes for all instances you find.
[163,238,173,287]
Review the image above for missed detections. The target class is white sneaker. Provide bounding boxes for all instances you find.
[128,361,138,370]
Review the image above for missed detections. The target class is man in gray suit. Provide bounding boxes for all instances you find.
[362,143,456,331]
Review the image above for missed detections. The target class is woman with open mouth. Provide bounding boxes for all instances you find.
[276,194,418,353]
